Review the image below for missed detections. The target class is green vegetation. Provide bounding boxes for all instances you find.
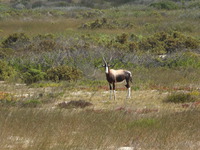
[46,65,82,82]
[0,0,199,87]
[20,99,42,107]
[22,68,46,84]
[0,31,199,85]
[0,1,200,149]
[2,33,30,49]
[164,92,197,103]
[0,60,16,81]
[150,1,179,10]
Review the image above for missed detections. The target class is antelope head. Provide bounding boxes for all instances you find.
[102,56,113,74]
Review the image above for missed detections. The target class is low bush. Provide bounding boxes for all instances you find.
[0,92,16,107]
[150,1,179,10]
[81,18,133,29]
[20,99,42,108]
[38,39,57,51]
[116,33,129,44]
[46,65,82,82]
[76,9,104,18]
[81,18,114,29]
[188,2,200,9]
[0,3,11,11]
[164,92,197,103]
[32,1,45,8]
[30,81,62,88]
[109,31,199,53]
[0,48,14,59]
[127,118,158,128]
[22,68,46,84]
[152,52,200,68]
[2,33,30,49]
[0,92,14,101]
[57,100,93,109]
[139,31,199,53]
[170,52,200,68]
[27,33,58,52]
[0,60,17,81]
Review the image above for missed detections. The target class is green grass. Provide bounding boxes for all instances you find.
[0,18,84,37]
[0,7,200,38]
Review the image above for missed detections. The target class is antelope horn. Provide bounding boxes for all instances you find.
[102,56,107,64]
[109,56,113,62]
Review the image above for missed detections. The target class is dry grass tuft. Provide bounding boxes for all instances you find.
[57,100,93,109]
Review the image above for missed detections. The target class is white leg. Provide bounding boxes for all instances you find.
[113,90,116,100]
[110,90,112,100]
[127,87,131,99]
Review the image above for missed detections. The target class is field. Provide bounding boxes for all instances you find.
[0,81,200,150]
[0,0,200,150]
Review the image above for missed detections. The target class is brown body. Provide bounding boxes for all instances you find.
[106,69,132,88]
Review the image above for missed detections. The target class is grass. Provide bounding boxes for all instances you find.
[0,18,84,37]
[0,8,199,38]
[1,108,200,149]
[0,73,199,149]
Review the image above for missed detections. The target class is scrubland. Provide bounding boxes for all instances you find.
[0,0,200,149]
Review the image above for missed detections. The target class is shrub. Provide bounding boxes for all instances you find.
[150,1,179,10]
[38,39,57,51]
[46,65,82,82]
[139,31,200,53]
[22,68,46,84]
[27,34,58,52]
[0,92,16,107]
[76,9,104,18]
[164,92,197,103]
[57,100,93,109]
[55,2,69,7]
[116,33,129,44]
[129,42,139,52]
[33,34,56,40]
[21,99,42,108]
[188,2,200,9]
[0,48,14,59]
[139,36,165,54]
[127,118,158,128]
[106,31,199,54]
[2,33,30,49]
[0,60,16,81]
[32,1,44,8]
[0,92,14,101]
[152,51,200,68]
[81,18,114,29]
[0,3,11,11]
[172,52,200,68]
[81,18,133,30]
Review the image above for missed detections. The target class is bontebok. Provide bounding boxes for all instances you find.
[102,57,132,100]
